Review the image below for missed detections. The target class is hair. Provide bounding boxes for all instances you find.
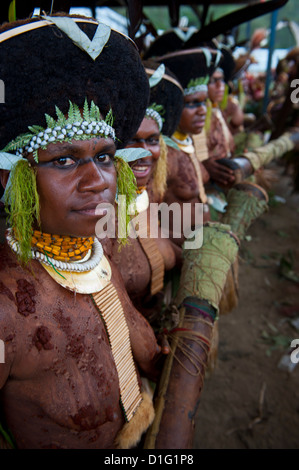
[0,15,149,150]
[217,45,235,83]
[143,59,184,136]
[156,48,220,90]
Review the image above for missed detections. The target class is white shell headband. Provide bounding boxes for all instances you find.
[3,100,116,163]
[145,106,164,132]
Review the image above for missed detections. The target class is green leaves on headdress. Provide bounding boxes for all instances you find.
[5,159,40,265]
[2,99,116,163]
[186,76,209,89]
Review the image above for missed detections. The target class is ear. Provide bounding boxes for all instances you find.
[0,170,10,188]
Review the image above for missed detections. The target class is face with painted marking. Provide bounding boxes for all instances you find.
[31,137,117,237]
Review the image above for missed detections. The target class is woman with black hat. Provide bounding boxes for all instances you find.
[0,14,162,449]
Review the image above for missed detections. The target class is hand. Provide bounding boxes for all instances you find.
[203,158,235,186]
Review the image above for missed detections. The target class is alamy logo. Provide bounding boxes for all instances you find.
[0,339,4,363]
[95,199,204,249]
[290,79,299,104]
[290,339,299,364]
[0,80,4,103]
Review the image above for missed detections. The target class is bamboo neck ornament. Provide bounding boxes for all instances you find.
[44,259,143,422]
[138,221,165,296]
[91,283,143,422]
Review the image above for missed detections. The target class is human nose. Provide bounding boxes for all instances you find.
[195,103,207,115]
[77,160,109,193]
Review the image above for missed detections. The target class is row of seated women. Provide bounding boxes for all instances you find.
[0,15,297,449]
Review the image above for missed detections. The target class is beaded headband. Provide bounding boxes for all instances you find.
[145,104,165,132]
[184,77,209,96]
[3,100,115,163]
[0,98,151,206]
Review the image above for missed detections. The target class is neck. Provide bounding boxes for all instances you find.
[173,129,189,141]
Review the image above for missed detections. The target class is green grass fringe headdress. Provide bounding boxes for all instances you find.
[5,159,40,265]
[114,156,137,245]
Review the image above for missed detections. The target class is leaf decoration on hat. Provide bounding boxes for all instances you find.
[0,152,25,170]
[162,135,180,150]
[149,64,165,88]
[173,26,198,42]
[201,47,212,68]
[42,16,111,61]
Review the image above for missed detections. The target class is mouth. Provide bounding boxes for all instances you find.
[131,159,152,178]
[193,119,206,128]
[74,201,113,217]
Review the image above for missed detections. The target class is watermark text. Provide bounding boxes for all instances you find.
[0,339,4,363]
[0,80,4,103]
[290,339,299,364]
[95,199,203,249]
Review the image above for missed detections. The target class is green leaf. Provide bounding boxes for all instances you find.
[33,150,39,163]
[105,108,114,127]
[3,134,32,152]
[43,16,111,61]
[68,101,74,123]
[45,113,56,128]
[149,64,165,88]
[115,148,151,163]
[55,106,66,126]
[83,99,89,122]
[28,125,44,134]
[162,135,180,150]
[90,101,97,120]
[0,152,25,170]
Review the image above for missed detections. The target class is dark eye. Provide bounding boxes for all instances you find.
[184,101,206,109]
[146,137,160,146]
[126,138,138,145]
[53,156,76,167]
[94,154,114,165]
